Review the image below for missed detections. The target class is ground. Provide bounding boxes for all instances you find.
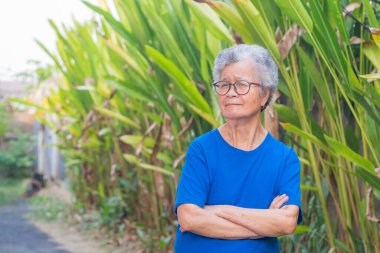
[0,179,146,253]
[0,200,69,253]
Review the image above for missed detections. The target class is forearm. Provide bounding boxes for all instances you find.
[216,205,298,237]
[188,210,261,239]
[178,204,262,239]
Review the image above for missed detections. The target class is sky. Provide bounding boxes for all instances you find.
[0,0,100,81]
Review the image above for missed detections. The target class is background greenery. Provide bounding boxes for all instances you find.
[0,103,35,178]
[0,131,35,178]
[0,103,9,140]
[0,179,27,207]
[12,0,380,252]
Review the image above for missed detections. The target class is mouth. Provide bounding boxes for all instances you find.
[225,104,242,106]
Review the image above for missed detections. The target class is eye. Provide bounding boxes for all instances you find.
[235,80,250,88]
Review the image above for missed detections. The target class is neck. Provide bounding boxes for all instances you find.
[221,116,267,151]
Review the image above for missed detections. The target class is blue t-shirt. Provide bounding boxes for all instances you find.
[173,128,302,253]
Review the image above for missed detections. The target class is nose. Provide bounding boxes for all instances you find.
[226,84,238,97]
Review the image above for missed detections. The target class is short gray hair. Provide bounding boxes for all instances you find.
[213,44,278,111]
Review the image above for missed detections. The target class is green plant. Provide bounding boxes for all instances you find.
[0,130,36,178]
[195,0,380,251]
[28,195,68,222]
[14,0,380,252]
[0,103,9,138]
[0,178,26,206]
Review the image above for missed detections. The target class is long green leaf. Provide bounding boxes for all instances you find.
[281,123,336,157]
[355,166,380,190]
[82,1,138,45]
[324,135,375,171]
[145,46,212,114]
[274,0,313,33]
[95,107,140,129]
[186,0,234,43]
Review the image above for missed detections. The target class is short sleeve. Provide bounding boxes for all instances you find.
[173,140,210,219]
[277,148,303,224]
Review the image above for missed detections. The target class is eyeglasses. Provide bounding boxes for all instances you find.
[213,80,261,96]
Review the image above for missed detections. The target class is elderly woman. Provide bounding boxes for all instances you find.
[173,44,302,253]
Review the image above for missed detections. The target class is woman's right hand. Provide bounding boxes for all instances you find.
[269,194,289,209]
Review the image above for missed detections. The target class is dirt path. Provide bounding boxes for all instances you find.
[28,183,146,253]
[0,200,69,253]
[0,182,145,253]
[30,220,141,253]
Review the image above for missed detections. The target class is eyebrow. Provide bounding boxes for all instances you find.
[221,75,245,80]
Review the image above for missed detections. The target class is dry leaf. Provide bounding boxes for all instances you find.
[173,154,185,169]
[277,24,299,60]
[350,36,362,45]
[343,3,361,18]
[366,168,380,223]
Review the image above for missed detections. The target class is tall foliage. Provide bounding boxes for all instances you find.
[14,0,380,252]
[193,1,380,251]
[0,103,9,139]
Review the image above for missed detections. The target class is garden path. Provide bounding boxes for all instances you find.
[0,200,69,253]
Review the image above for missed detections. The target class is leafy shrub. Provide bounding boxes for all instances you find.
[0,130,36,178]
[0,103,9,138]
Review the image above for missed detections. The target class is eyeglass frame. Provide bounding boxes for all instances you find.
[212,80,261,96]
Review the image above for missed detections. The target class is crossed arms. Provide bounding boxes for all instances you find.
[177,194,299,240]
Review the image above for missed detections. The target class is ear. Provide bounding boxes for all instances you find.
[261,89,270,107]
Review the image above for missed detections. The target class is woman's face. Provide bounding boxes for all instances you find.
[217,59,269,121]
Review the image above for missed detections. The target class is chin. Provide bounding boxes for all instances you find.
[222,112,243,120]
[222,110,259,121]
